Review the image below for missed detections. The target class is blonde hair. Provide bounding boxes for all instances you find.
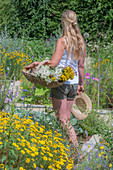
[61,10,85,60]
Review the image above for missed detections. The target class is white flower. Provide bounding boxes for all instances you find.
[83,33,89,39]
[94,45,99,48]
[49,122,52,124]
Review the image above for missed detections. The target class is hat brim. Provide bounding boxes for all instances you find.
[71,92,92,120]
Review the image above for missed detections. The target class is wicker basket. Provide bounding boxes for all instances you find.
[22,60,65,88]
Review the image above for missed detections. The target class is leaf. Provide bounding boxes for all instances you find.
[2,155,6,162]
[25,98,32,102]
[35,88,48,96]
[10,149,16,157]
[0,145,3,149]
[70,118,77,126]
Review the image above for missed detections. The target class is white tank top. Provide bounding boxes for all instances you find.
[58,49,79,84]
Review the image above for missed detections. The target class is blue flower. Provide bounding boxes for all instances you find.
[23,89,28,92]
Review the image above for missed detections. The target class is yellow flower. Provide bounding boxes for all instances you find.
[106,143,109,146]
[21,150,25,154]
[67,66,70,70]
[66,164,73,170]
[30,153,35,157]
[56,164,61,169]
[0,142,3,145]
[48,153,53,157]
[26,158,30,163]
[39,140,45,145]
[101,152,105,155]
[19,167,24,170]
[33,163,36,168]
[88,145,90,148]
[43,156,48,161]
[0,164,4,168]
[40,165,44,168]
[109,164,112,168]
[99,154,101,158]
[100,146,104,150]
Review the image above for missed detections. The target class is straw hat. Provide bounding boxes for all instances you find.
[71,92,92,120]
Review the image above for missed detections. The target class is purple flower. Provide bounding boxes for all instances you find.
[85,167,91,170]
[95,150,99,158]
[32,56,34,59]
[87,81,90,85]
[15,91,19,97]
[85,130,88,137]
[5,97,9,104]
[6,72,8,76]
[33,86,36,90]
[100,155,103,164]
[88,153,91,161]
[32,115,35,119]
[101,89,103,92]
[36,167,38,170]
[21,96,26,100]
[103,160,107,168]
[7,67,9,70]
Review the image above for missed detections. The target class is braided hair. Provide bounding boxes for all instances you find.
[61,10,85,60]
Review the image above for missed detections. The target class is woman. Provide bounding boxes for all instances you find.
[25,10,86,148]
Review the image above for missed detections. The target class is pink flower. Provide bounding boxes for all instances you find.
[95,78,99,81]
[92,78,99,81]
[85,76,90,79]
[86,73,90,76]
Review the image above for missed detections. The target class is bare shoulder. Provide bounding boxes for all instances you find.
[56,37,66,49]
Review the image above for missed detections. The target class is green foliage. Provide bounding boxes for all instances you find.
[18,77,51,105]
[0,0,113,41]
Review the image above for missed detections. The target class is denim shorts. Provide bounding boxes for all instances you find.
[50,84,78,100]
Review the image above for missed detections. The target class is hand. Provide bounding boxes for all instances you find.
[25,62,40,70]
[77,84,84,95]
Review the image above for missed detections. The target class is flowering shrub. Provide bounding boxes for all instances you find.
[34,65,75,84]
[0,45,32,80]
[0,111,73,170]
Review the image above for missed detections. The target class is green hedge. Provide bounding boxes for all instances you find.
[0,0,113,41]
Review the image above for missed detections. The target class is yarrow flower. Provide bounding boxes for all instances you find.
[33,65,75,84]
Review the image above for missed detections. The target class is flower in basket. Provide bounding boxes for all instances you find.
[35,65,75,84]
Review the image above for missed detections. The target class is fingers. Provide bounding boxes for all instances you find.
[77,86,84,95]
[25,63,35,70]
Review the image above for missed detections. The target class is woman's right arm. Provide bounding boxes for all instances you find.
[47,38,65,68]
[77,42,87,94]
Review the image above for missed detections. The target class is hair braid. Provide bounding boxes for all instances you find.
[61,10,84,60]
